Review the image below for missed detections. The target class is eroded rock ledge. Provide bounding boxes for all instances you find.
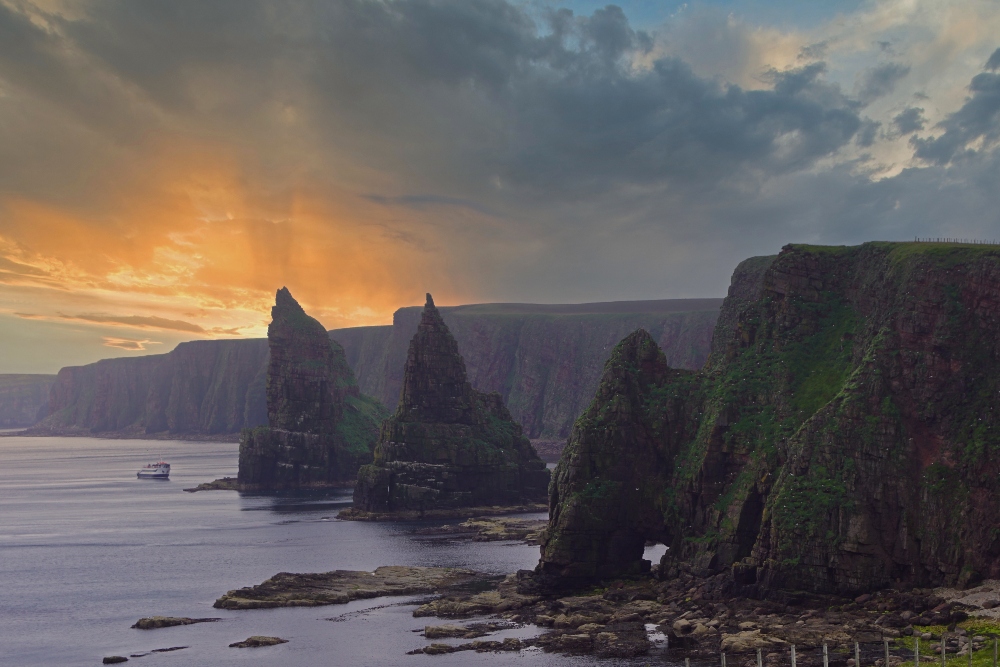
[213,565,491,609]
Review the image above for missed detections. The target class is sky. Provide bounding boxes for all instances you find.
[1,0,1000,373]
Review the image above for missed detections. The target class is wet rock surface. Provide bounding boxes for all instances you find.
[130,616,220,629]
[406,570,1000,660]
[237,287,387,492]
[228,636,288,648]
[340,504,546,522]
[413,516,548,544]
[348,294,549,516]
[213,565,493,610]
[182,478,238,492]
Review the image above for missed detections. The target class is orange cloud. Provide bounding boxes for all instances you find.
[0,134,463,342]
[101,337,163,351]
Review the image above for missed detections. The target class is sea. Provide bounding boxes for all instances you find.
[0,436,671,666]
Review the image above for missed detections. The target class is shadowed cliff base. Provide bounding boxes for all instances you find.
[529,242,1000,597]
[345,294,549,518]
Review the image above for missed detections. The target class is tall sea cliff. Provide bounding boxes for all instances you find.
[23,298,720,441]
[535,242,1000,595]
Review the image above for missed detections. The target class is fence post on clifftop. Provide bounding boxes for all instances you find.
[723,652,727,667]
[792,644,797,667]
[824,642,829,667]
[686,657,691,667]
[993,638,997,667]
[916,636,921,667]
[856,641,861,667]
[943,634,947,667]
[886,639,891,667]
[758,648,763,667]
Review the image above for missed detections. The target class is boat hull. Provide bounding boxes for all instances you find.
[137,471,170,479]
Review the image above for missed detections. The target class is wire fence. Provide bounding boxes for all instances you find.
[911,238,1000,245]
[683,638,1000,667]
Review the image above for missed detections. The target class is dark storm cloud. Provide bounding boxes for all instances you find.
[986,48,1000,72]
[913,65,1000,165]
[2,0,999,312]
[11,0,861,202]
[892,107,925,135]
[856,62,910,104]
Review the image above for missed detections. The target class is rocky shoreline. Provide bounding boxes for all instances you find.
[338,504,547,522]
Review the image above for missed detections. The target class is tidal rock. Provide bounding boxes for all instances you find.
[228,636,288,648]
[214,565,489,609]
[237,288,387,491]
[534,242,1000,594]
[131,616,220,629]
[102,658,128,664]
[347,294,548,516]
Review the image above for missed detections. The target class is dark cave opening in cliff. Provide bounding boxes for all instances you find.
[735,489,765,561]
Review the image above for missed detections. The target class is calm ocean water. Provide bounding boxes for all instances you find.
[0,437,669,666]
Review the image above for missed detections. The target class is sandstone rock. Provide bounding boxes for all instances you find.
[534,242,1000,594]
[237,288,387,491]
[721,630,788,652]
[349,294,549,515]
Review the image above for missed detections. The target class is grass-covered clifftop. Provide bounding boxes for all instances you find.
[536,242,1000,595]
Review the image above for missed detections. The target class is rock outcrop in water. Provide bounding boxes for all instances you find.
[534,242,1000,595]
[348,294,549,516]
[237,288,386,491]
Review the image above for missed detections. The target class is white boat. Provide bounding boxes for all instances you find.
[137,461,170,479]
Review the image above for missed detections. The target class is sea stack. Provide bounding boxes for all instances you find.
[237,288,387,491]
[348,294,549,516]
[531,242,1000,595]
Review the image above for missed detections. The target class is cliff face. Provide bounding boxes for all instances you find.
[333,298,721,440]
[33,340,268,436]
[0,375,56,427]
[23,298,719,439]
[237,288,387,491]
[351,294,549,513]
[536,242,1000,595]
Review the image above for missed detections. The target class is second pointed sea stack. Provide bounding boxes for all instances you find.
[348,294,549,516]
[237,288,387,491]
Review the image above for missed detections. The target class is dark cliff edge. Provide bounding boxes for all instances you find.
[0,375,56,427]
[333,298,722,441]
[347,294,549,517]
[533,242,1000,596]
[237,288,387,491]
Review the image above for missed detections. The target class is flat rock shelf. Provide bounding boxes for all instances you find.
[213,565,494,610]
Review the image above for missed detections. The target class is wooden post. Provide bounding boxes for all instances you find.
[993,638,997,667]
[792,644,797,667]
[687,658,691,667]
[886,639,891,667]
[944,634,947,667]
[824,642,829,667]
[758,647,763,667]
[856,641,861,667]
[970,638,974,667]
[917,636,921,667]
[723,652,727,667]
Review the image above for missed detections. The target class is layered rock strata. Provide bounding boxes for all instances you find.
[534,242,1000,595]
[237,288,386,491]
[349,294,549,515]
